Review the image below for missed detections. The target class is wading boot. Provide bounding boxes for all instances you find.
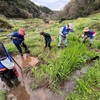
[20,53,23,56]
[11,78,20,87]
[25,49,30,53]
[4,79,13,89]
[58,46,60,48]
[83,40,85,44]
[90,43,92,47]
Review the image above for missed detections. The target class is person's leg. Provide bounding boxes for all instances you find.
[14,44,23,55]
[21,42,30,53]
[63,37,67,46]
[11,77,20,87]
[90,38,93,47]
[11,67,20,87]
[0,72,13,88]
[45,41,47,48]
[47,40,51,49]
[3,79,14,88]
[58,35,63,48]
[83,36,88,43]
[4,68,20,87]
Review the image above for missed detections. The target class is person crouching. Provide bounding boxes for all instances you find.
[40,31,52,50]
[81,27,96,46]
[7,28,30,56]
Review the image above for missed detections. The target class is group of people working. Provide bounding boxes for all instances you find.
[40,23,96,49]
[0,23,96,89]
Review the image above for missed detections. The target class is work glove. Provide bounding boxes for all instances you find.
[62,34,66,38]
[11,37,17,40]
[80,35,84,38]
[93,33,96,37]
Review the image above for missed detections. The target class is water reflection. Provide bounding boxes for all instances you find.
[13,54,39,68]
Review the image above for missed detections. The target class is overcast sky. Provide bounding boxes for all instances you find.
[31,0,70,11]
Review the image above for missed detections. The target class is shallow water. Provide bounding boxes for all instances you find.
[0,54,90,100]
[0,54,39,100]
[13,54,39,68]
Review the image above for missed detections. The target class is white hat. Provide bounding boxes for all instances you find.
[83,27,89,32]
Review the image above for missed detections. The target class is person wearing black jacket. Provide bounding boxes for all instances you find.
[40,31,52,50]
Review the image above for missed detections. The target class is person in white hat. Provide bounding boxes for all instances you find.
[81,27,96,46]
[68,23,74,32]
[58,25,71,48]
[7,28,29,56]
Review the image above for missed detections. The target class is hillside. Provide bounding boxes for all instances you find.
[58,0,100,19]
[0,0,53,18]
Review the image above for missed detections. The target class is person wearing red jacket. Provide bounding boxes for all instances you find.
[82,27,96,46]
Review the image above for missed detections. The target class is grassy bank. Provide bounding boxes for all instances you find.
[66,60,100,100]
[0,13,100,99]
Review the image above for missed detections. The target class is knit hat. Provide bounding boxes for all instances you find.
[83,27,89,32]
[18,28,25,36]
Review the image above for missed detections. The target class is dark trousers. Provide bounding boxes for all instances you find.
[15,42,28,53]
[0,69,17,81]
[83,36,93,45]
[0,68,20,88]
[45,40,51,49]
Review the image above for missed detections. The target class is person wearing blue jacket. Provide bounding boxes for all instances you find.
[81,27,96,46]
[58,25,70,48]
[7,28,29,56]
[40,31,52,50]
[0,42,20,88]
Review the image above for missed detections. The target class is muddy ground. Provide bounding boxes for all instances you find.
[0,54,99,100]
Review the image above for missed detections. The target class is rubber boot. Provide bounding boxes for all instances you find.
[11,78,20,87]
[58,46,60,48]
[90,43,92,47]
[25,49,30,53]
[3,79,13,88]
[83,40,85,44]
[20,53,23,56]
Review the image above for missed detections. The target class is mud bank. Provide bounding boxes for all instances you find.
[0,55,99,100]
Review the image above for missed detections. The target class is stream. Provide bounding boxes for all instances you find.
[0,54,98,100]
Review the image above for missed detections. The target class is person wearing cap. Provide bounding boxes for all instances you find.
[58,25,71,48]
[82,27,96,46]
[0,42,20,88]
[7,28,29,56]
[68,23,74,32]
[40,31,52,50]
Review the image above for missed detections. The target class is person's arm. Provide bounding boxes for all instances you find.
[91,31,96,36]
[80,32,86,38]
[83,32,87,37]
[4,48,12,62]
[59,27,64,36]
[7,33,16,39]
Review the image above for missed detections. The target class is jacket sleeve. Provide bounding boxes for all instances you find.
[4,48,12,62]
[91,31,96,35]
[59,27,64,36]
[7,33,17,39]
[84,32,87,36]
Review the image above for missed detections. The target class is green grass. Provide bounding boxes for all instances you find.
[66,60,100,100]
[0,13,100,99]
[0,91,6,100]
